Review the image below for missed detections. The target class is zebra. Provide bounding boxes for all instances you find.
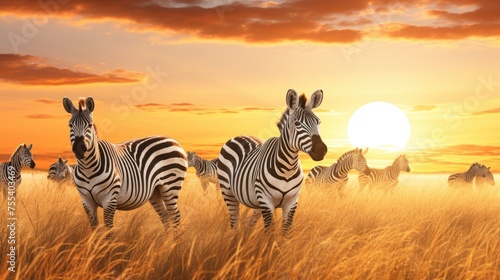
[186,151,218,192]
[448,163,488,188]
[47,156,74,183]
[1,144,36,199]
[63,97,187,234]
[358,154,410,193]
[217,89,328,234]
[475,166,495,188]
[306,148,370,196]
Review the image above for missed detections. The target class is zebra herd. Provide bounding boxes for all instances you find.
[0,89,496,236]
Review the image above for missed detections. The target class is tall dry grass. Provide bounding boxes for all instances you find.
[1,172,500,279]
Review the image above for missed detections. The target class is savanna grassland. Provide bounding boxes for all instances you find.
[1,172,500,280]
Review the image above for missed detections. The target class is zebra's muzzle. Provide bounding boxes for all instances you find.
[363,167,370,175]
[29,161,36,169]
[73,136,87,159]
[309,135,327,161]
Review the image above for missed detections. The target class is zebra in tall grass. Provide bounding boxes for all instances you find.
[475,166,495,188]
[306,148,370,196]
[217,89,328,234]
[47,156,74,183]
[358,154,410,193]
[187,151,218,192]
[1,144,36,199]
[63,97,187,234]
[448,163,488,188]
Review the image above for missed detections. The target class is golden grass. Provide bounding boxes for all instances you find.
[1,173,500,279]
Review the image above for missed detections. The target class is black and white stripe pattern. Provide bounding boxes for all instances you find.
[1,144,36,199]
[358,154,410,193]
[63,97,187,233]
[475,166,495,188]
[187,151,218,191]
[217,89,328,234]
[47,156,73,183]
[448,162,488,188]
[306,148,370,195]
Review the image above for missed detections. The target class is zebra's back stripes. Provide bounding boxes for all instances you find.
[359,154,410,193]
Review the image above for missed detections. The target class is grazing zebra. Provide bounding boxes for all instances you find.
[306,148,370,196]
[217,89,328,234]
[187,151,218,192]
[1,144,36,199]
[47,156,74,183]
[63,97,187,234]
[358,154,410,193]
[475,166,495,188]
[448,163,488,188]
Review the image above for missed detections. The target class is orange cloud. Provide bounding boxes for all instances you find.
[25,114,66,119]
[135,102,276,115]
[0,54,144,86]
[386,23,500,40]
[412,105,437,111]
[472,108,500,116]
[33,99,60,105]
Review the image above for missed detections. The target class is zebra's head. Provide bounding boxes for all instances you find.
[47,156,70,181]
[481,166,495,186]
[186,151,197,167]
[278,89,327,161]
[351,148,370,175]
[63,97,96,160]
[15,144,36,169]
[394,155,410,172]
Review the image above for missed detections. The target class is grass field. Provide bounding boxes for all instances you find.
[1,172,500,279]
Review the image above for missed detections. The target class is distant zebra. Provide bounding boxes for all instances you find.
[217,89,328,234]
[306,148,370,196]
[448,163,488,188]
[358,154,410,193]
[63,97,187,234]
[47,156,74,183]
[1,144,36,199]
[187,151,218,192]
[475,166,495,188]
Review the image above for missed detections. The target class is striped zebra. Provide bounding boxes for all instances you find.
[47,156,74,183]
[448,163,488,188]
[358,154,410,193]
[306,148,370,196]
[217,89,328,234]
[1,144,36,199]
[187,151,218,192]
[475,166,495,188]
[63,97,187,234]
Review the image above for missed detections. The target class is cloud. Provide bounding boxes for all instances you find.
[25,114,66,119]
[33,99,60,105]
[3,0,500,43]
[471,107,500,116]
[0,54,144,86]
[135,102,279,115]
[411,105,437,112]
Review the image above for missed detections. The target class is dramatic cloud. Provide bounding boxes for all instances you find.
[25,114,66,119]
[2,0,498,43]
[33,99,60,105]
[0,54,144,85]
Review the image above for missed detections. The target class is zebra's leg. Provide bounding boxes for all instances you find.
[222,187,241,229]
[102,195,118,231]
[82,201,99,229]
[149,188,169,230]
[282,199,298,235]
[159,174,183,234]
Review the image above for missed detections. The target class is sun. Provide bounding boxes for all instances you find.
[348,102,411,150]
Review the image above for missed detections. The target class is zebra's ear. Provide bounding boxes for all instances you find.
[286,89,299,109]
[307,89,323,109]
[63,97,76,114]
[362,148,368,155]
[86,97,95,113]
[58,156,63,164]
[27,144,33,151]
[64,159,69,164]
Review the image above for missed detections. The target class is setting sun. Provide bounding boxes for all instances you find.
[348,102,411,151]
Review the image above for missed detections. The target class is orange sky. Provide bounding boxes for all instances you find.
[0,0,499,173]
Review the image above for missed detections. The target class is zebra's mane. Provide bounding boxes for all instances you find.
[78,98,86,111]
[10,144,24,161]
[337,149,357,163]
[277,94,307,131]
